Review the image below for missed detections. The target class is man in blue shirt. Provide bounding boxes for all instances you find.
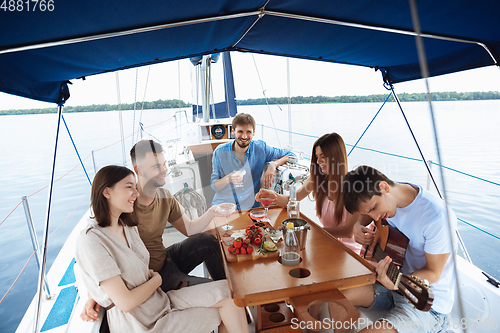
[211,113,295,210]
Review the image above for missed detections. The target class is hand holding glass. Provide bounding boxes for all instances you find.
[218,203,236,230]
[232,169,246,188]
[257,196,275,223]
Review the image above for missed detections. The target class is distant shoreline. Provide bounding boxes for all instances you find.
[2,91,499,115]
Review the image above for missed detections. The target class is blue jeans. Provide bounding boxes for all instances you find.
[159,233,226,292]
[365,283,450,333]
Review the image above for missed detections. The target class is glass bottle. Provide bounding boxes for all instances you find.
[282,222,300,266]
[287,183,300,219]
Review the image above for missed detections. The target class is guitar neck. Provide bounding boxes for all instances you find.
[373,244,402,287]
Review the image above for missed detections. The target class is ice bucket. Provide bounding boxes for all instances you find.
[280,218,310,250]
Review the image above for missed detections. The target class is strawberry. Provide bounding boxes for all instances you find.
[233,238,242,249]
[228,246,234,253]
[240,247,247,255]
[246,247,254,254]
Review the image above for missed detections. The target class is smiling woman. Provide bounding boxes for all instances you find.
[91,166,138,228]
[75,164,248,333]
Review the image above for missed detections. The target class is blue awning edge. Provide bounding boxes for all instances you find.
[1,0,499,104]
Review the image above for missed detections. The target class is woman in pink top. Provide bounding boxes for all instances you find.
[256,133,361,254]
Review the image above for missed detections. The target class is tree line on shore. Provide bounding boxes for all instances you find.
[2,91,499,115]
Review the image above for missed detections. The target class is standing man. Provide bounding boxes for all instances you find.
[81,139,225,323]
[341,165,457,333]
[211,113,295,210]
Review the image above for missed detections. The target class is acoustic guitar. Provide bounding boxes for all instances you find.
[361,219,434,312]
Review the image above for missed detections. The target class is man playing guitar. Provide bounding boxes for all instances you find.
[341,165,457,333]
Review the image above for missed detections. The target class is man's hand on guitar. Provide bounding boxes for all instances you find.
[375,256,398,290]
[353,222,376,245]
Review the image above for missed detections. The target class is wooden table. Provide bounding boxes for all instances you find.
[212,207,375,332]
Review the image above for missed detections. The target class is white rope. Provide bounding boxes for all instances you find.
[251,54,282,148]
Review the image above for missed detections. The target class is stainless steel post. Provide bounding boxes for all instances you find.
[91,150,97,174]
[22,196,51,298]
[426,160,432,190]
[287,58,292,148]
[34,104,63,333]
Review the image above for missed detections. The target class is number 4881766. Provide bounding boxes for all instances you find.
[1,0,55,11]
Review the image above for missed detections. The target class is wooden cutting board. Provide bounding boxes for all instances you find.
[219,227,280,263]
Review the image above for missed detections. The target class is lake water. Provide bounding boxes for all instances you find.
[1,101,499,332]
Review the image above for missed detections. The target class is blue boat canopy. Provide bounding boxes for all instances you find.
[1,0,499,104]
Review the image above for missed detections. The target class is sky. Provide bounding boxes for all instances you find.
[1,52,500,111]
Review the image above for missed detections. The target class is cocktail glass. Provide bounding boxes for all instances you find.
[258,196,275,222]
[233,169,246,188]
[249,210,266,224]
[218,203,236,231]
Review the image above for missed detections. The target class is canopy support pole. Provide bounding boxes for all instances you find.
[286,58,292,149]
[409,1,467,331]
[33,104,63,333]
[201,55,211,123]
[115,72,127,167]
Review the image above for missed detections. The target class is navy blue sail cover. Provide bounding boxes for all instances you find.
[0,0,499,104]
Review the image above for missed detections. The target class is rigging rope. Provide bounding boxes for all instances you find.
[62,115,92,186]
[138,66,151,141]
[251,54,282,147]
[347,91,392,157]
[132,68,138,146]
[0,199,23,228]
[115,72,127,167]
[260,124,500,187]
[0,188,90,305]
[0,250,36,306]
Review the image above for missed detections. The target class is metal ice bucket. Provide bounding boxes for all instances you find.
[280,218,310,250]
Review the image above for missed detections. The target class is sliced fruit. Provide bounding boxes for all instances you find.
[263,241,277,252]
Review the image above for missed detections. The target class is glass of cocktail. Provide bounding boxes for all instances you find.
[257,196,275,222]
[233,169,246,188]
[218,203,236,231]
[249,209,266,224]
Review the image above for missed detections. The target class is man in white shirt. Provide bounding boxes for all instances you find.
[341,165,457,333]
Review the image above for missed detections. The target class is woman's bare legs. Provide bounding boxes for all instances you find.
[211,298,249,333]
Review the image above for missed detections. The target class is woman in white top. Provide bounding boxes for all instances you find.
[76,165,248,333]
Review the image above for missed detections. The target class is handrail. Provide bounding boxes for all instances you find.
[0,188,91,306]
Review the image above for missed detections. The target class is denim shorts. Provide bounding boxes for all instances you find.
[366,283,450,333]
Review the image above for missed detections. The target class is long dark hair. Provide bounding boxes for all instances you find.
[310,133,348,223]
[91,165,137,227]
